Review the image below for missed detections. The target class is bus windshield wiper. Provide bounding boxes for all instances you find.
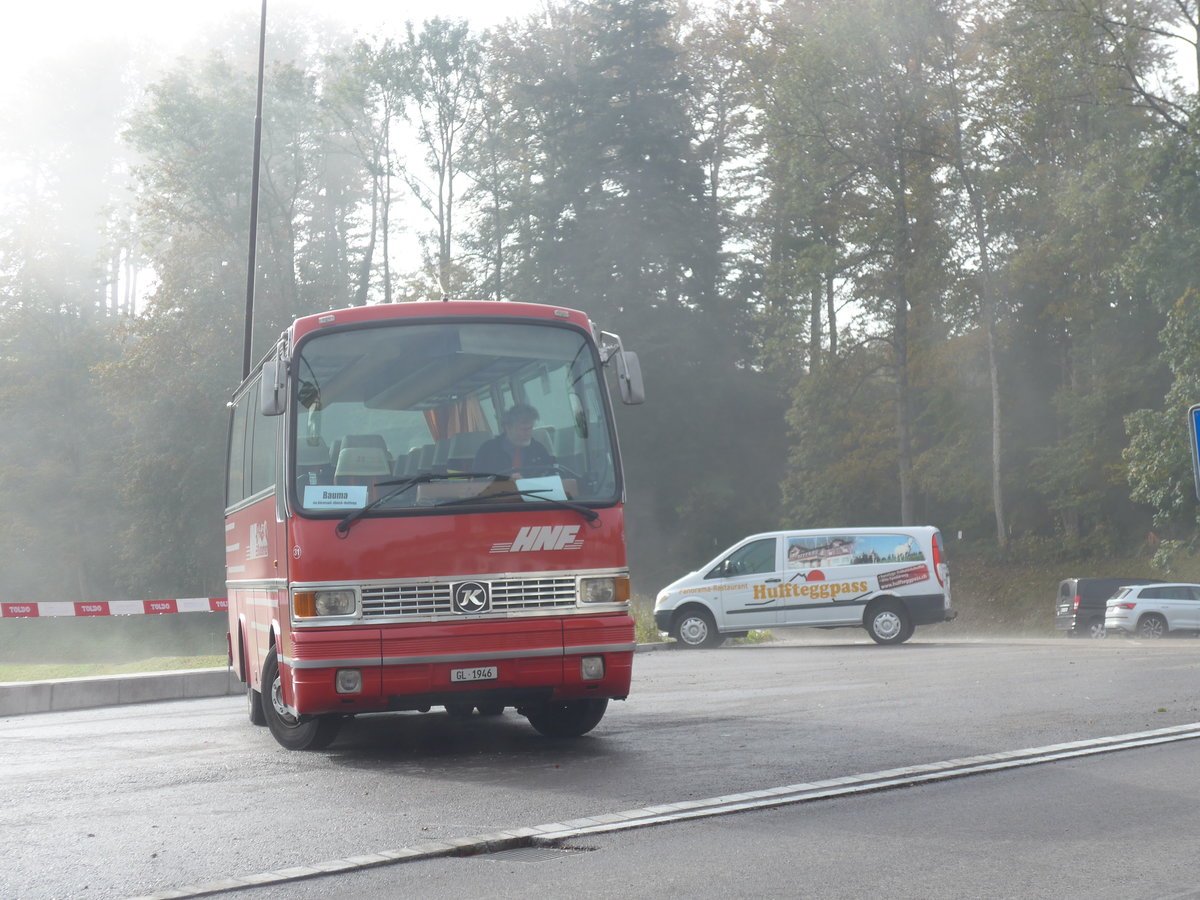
[434,489,600,523]
[334,472,506,537]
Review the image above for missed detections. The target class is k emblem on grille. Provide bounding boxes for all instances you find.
[452,581,491,614]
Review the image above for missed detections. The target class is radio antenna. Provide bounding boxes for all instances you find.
[241,0,268,380]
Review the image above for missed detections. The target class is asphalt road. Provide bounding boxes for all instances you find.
[3,633,1198,899]
[199,740,1200,900]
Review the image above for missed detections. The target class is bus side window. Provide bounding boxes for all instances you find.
[248,379,277,496]
[226,394,249,508]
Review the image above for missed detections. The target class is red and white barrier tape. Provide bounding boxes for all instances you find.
[1,598,227,618]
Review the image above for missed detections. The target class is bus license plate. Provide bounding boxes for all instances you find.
[451,666,498,683]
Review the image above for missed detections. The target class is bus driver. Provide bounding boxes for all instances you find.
[473,403,554,476]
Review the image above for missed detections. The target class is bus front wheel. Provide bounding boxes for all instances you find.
[261,647,341,751]
[524,698,608,737]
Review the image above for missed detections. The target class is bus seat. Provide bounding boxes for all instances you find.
[533,426,555,451]
[555,430,583,471]
[414,443,438,473]
[345,433,392,467]
[296,437,333,486]
[334,446,391,489]
[395,448,420,476]
[432,439,453,472]
[297,437,330,467]
[446,431,491,471]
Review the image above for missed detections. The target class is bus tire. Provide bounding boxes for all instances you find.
[525,698,608,737]
[244,632,266,726]
[865,601,913,645]
[674,607,723,648]
[445,702,474,717]
[476,701,505,716]
[247,685,266,726]
[261,647,341,751]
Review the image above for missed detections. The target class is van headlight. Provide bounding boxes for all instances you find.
[293,589,357,618]
[580,576,630,604]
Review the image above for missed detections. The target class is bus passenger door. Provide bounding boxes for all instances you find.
[703,537,782,632]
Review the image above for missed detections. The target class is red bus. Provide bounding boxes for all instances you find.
[224,301,644,749]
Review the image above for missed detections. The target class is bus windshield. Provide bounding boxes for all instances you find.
[290,319,619,515]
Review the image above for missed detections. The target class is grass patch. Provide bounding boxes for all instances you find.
[633,597,664,643]
[731,629,773,645]
[0,656,227,683]
[948,539,1164,635]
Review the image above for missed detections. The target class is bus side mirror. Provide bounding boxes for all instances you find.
[616,350,645,405]
[260,359,286,416]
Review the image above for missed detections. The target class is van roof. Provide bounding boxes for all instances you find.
[744,526,939,541]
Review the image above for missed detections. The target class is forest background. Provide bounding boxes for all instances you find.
[3,0,1200,627]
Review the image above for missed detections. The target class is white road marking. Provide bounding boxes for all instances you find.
[126,721,1200,900]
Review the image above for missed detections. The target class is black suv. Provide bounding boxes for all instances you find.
[1055,577,1161,638]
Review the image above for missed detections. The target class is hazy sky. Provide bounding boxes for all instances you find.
[0,0,544,93]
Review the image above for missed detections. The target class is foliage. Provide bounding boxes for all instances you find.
[1,0,1200,605]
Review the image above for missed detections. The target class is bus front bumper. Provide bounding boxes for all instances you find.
[281,614,635,716]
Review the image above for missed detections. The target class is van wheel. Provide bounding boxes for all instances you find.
[866,602,912,645]
[1085,618,1106,639]
[1137,614,1166,639]
[262,647,342,751]
[675,608,723,648]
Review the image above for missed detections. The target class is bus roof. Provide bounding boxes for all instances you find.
[291,301,593,342]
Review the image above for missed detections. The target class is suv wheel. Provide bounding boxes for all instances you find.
[1137,614,1166,639]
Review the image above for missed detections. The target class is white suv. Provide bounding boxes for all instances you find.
[1104,583,1200,638]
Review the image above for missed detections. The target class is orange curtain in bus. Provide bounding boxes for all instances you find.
[424,395,489,441]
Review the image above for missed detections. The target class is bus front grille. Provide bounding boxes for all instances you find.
[361,577,578,617]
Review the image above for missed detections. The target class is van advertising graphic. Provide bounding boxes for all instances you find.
[877,564,931,591]
[754,569,870,602]
[786,533,924,569]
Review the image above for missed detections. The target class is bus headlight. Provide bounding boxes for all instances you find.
[580,576,630,605]
[293,589,357,618]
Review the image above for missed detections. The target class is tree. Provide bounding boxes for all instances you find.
[755,0,955,525]
[107,40,365,596]
[401,19,487,293]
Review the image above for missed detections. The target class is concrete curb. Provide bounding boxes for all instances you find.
[0,643,673,718]
[0,667,243,718]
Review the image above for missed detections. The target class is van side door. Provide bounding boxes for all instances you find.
[778,533,880,626]
[702,537,782,633]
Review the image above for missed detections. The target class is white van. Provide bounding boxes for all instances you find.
[654,526,954,647]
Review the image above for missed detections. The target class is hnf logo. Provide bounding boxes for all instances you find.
[491,525,584,554]
[246,522,269,560]
[453,581,490,614]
